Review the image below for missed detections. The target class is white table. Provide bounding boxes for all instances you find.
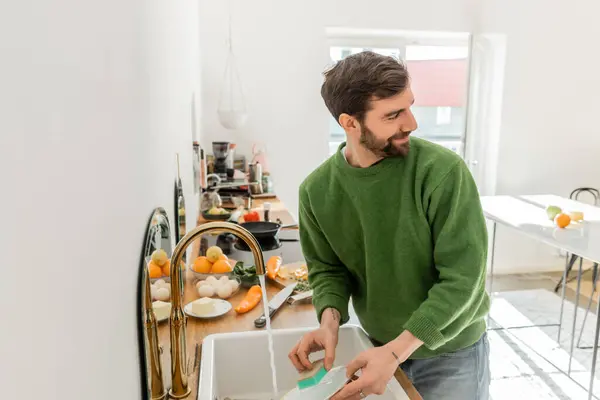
[481,194,600,400]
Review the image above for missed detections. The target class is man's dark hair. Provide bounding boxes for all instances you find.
[321,51,409,123]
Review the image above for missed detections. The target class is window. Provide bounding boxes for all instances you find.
[326,32,471,157]
[436,107,452,125]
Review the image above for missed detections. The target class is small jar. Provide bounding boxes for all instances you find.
[262,173,274,193]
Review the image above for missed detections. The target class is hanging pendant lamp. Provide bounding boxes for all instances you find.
[217,0,248,130]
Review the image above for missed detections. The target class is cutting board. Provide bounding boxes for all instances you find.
[268,261,308,294]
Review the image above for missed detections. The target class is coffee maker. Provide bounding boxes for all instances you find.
[212,141,231,180]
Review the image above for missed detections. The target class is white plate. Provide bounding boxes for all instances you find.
[184,299,232,319]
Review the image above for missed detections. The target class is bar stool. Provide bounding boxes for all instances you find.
[575,188,600,348]
[554,187,599,348]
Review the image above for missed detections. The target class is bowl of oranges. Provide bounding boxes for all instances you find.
[147,249,186,283]
[190,245,234,280]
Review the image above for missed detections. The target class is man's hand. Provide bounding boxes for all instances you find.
[330,346,399,399]
[331,330,423,400]
[288,308,340,371]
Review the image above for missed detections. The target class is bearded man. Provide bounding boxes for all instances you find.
[288,51,491,400]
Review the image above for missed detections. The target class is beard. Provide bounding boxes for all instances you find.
[359,125,411,158]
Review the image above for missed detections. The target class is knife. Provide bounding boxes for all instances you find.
[287,289,313,305]
[254,282,298,328]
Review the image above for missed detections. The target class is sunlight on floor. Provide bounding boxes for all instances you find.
[489,296,600,399]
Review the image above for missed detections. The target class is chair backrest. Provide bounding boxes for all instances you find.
[570,187,600,206]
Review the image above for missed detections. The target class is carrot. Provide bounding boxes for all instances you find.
[234,285,263,314]
[266,256,283,280]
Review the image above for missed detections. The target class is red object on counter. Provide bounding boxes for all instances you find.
[243,211,260,222]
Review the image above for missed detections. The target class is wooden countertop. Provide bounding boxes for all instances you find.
[157,197,421,399]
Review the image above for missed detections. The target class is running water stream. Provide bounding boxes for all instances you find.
[258,275,279,398]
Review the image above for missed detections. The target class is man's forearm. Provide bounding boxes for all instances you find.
[321,307,341,332]
[383,330,424,363]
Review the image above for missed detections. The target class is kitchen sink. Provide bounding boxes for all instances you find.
[198,324,410,399]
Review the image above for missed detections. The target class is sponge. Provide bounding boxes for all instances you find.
[297,360,328,390]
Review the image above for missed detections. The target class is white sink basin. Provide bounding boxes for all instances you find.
[198,324,410,399]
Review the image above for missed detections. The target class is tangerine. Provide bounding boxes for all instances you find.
[193,256,213,273]
[148,261,163,279]
[555,213,571,229]
[161,260,171,277]
[211,260,233,274]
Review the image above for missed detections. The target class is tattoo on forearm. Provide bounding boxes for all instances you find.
[328,308,340,322]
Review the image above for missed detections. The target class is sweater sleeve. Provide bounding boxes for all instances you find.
[403,160,488,350]
[299,185,352,324]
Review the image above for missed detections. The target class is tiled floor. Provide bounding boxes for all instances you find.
[490,271,600,399]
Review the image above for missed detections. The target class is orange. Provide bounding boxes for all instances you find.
[161,260,171,277]
[148,261,163,279]
[211,260,233,274]
[193,256,213,273]
[555,213,571,229]
[162,260,186,277]
[218,254,229,261]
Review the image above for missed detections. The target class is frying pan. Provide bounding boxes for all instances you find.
[239,221,281,240]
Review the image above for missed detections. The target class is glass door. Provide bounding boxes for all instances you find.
[462,34,507,195]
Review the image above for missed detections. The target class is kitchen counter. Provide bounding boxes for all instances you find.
[157,197,421,399]
[198,196,297,227]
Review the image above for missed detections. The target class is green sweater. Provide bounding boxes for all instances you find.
[298,137,489,359]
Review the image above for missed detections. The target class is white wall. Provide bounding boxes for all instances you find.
[480,0,600,273]
[198,0,478,219]
[0,0,199,398]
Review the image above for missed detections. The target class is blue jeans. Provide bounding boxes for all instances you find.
[400,333,490,400]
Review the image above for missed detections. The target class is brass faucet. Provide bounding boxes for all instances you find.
[166,221,266,399]
[144,266,167,400]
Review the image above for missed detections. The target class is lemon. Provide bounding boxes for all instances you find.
[151,249,168,266]
[206,246,224,263]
